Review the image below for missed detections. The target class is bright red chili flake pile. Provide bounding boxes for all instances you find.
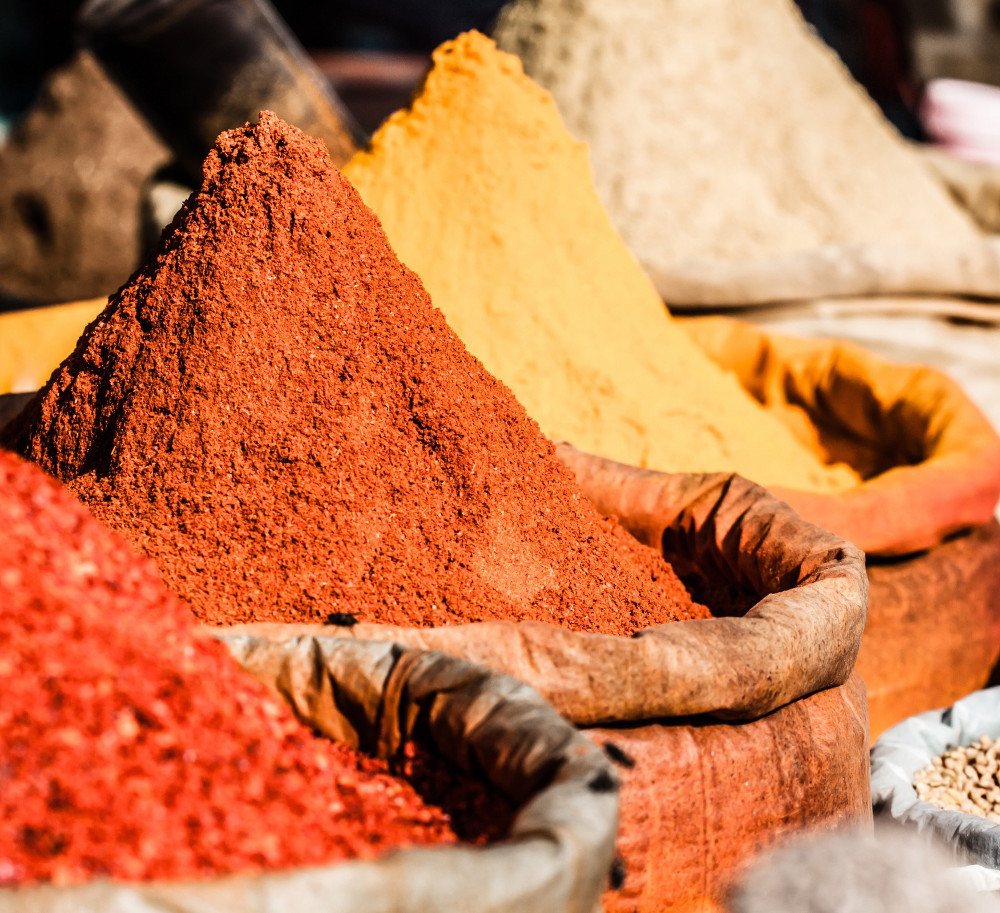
[2,112,709,637]
[0,448,471,887]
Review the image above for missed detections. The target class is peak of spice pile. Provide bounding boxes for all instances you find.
[343,32,858,492]
[2,111,706,634]
[0,448,462,886]
[494,0,979,273]
[913,735,1000,823]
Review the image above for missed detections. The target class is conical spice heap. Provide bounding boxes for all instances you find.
[494,0,979,270]
[3,112,707,634]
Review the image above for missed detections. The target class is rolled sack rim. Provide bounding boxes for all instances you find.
[555,444,868,720]
[224,459,868,727]
[4,636,619,913]
[770,458,1000,557]
[682,316,1000,556]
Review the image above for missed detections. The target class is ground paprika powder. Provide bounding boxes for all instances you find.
[3,112,707,636]
[0,447,496,887]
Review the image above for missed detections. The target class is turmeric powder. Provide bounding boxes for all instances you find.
[344,32,858,492]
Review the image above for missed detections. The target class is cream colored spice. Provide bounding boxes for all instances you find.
[495,0,980,276]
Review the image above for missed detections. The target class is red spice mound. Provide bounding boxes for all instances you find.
[2,111,708,636]
[0,448,462,887]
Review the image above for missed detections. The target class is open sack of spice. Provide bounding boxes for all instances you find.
[333,28,1000,743]
[0,104,870,913]
[492,0,1000,309]
[556,431,1000,742]
[675,316,1000,738]
[676,316,1000,557]
[0,448,617,913]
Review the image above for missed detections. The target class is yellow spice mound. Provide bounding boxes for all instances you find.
[0,299,105,394]
[344,32,858,493]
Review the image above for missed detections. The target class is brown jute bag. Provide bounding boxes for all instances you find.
[556,441,1000,744]
[863,520,1000,738]
[681,316,1000,556]
[587,674,869,913]
[2,635,618,913]
[227,470,871,913]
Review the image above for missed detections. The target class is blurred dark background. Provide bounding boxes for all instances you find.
[3,0,1000,310]
[0,0,508,138]
[4,0,1000,140]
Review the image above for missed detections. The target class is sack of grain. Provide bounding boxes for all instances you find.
[228,468,872,913]
[872,685,1000,870]
[3,634,618,913]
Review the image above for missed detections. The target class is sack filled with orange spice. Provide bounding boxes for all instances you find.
[2,109,871,913]
[680,316,1000,557]
[557,312,1000,740]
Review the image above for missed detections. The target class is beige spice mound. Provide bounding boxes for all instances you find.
[494,0,980,276]
[344,32,858,492]
[913,734,1000,823]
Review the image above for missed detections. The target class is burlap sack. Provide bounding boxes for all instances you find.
[555,439,1000,741]
[647,240,1000,308]
[225,469,869,912]
[585,674,871,913]
[2,635,618,913]
[681,316,1000,556]
[863,521,1000,739]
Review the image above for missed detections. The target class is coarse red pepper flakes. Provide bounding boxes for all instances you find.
[0,448,495,887]
[3,112,708,637]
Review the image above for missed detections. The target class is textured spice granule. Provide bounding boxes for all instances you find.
[0,448,469,887]
[4,111,708,636]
